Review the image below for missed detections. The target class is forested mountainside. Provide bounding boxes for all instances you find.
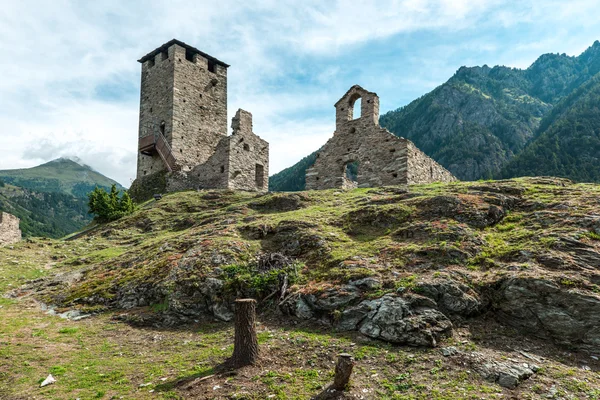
[501,74,600,182]
[269,41,600,191]
[0,158,124,238]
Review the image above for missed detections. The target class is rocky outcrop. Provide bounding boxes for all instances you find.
[281,274,600,352]
[347,295,452,347]
[489,277,600,352]
[442,347,538,389]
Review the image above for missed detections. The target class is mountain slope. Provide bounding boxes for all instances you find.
[0,183,90,238]
[501,74,600,181]
[380,41,600,181]
[0,158,125,238]
[269,41,600,190]
[0,158,124,197]
[269,151,318,192]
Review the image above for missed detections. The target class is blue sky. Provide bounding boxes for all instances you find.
[1,0,599,186]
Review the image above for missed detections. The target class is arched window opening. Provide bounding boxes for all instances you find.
[159,121,166,136]
[352,97,362,120]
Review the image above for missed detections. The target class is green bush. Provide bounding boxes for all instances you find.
[88,185,135,222]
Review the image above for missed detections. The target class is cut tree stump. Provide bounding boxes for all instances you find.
[311,353,356,399]
[332,353,355,391]
[232,298,259,368]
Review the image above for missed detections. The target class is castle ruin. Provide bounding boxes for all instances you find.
[0,212,21,246]
[129,39,269,201]
[306,85,455,189]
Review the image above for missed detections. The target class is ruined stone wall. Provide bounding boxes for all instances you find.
[135,110,269,198]
[132,41,269,199]
[0,212,21,246]
[189,138,231,190]
[129,171,168,202]
[305,124,410,189]
[170,44,228,171]
[406,142,457,184]
[225,110,269,192]
[306,85,455,190]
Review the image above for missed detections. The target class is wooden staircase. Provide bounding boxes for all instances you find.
[138,123,179,172]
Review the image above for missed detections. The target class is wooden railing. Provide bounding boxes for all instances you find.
[155,131,177,172]
[138,123,179,172]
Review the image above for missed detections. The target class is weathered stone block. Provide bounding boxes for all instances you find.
[0,212,21,246]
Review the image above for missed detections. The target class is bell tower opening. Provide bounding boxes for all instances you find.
[352,96,362,120]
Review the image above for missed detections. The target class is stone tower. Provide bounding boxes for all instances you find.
[136,39,229,177]
[130,39,269,200]
[305,85,455,189]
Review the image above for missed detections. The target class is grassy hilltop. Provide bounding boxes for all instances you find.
[1,178,600,399]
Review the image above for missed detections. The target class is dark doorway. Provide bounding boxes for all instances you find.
[343,161,359,189]
[255,164,265,189]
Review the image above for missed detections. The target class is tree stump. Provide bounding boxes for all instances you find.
[332,353,355,391]
[232,298,259,368]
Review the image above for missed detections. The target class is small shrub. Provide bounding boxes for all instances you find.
[88,185,135,222]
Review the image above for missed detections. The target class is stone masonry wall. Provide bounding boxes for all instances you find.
[136,41,229,178]
[0,212,21,246]
[189,109,269,192]
[170,44,228,171]
[189,138,231,190]
[137,44,175,178]
[406,142,456,184]
[226,110,269,191]
[306,85,455,190]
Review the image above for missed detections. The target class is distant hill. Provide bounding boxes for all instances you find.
[0,158,124,238]
[269,152,318,192]
[0,158,124,197]
[269,40,600,191]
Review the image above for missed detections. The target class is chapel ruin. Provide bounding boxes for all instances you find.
[0,212,21,246]
[306,85,456,189]
[129,39,269,201]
